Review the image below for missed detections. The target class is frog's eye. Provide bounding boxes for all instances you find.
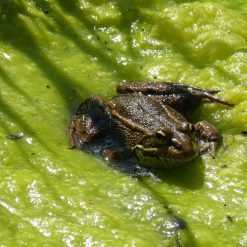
[155,130,169,142]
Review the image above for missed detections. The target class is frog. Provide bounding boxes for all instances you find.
[68,82,233,167]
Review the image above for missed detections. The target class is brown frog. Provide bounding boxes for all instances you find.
[68,82,233,167]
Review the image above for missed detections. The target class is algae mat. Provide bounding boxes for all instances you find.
[0,1,247,246]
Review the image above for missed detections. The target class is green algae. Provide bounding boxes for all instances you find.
[0,1,246,246]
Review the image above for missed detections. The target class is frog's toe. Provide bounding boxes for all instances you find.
[200,142,218,158]
[200,91,234,106]
[186,85,233,106]
[209,142,218,159]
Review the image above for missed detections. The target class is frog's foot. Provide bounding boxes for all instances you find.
[194,120,221,158]
[68,96,110,149]
[186,85,234,106]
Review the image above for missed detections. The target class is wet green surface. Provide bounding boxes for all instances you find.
[0,0,247,246]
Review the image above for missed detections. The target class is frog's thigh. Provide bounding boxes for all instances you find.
[117,82,181,94]
[68,96,110,148]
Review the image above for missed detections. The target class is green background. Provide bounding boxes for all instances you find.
[0,0,246,246]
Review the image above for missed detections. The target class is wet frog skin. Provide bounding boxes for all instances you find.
[68,82,233,167]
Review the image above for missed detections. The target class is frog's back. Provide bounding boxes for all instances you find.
[111,95,165,128]
[108,94,185,148]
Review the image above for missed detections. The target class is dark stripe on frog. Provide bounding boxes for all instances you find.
[158,103,189,131]
[111,109,152,135]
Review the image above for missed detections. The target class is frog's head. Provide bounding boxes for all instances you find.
[132,127,199,167]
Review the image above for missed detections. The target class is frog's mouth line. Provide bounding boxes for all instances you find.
[132,144,199,165]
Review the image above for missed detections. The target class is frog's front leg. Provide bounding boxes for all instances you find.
[68,96,110,149]
[194,120,221,158]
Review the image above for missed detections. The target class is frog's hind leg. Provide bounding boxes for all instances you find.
[118,81,223,98]
[68,96,111,150]
[117,82,233,112]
